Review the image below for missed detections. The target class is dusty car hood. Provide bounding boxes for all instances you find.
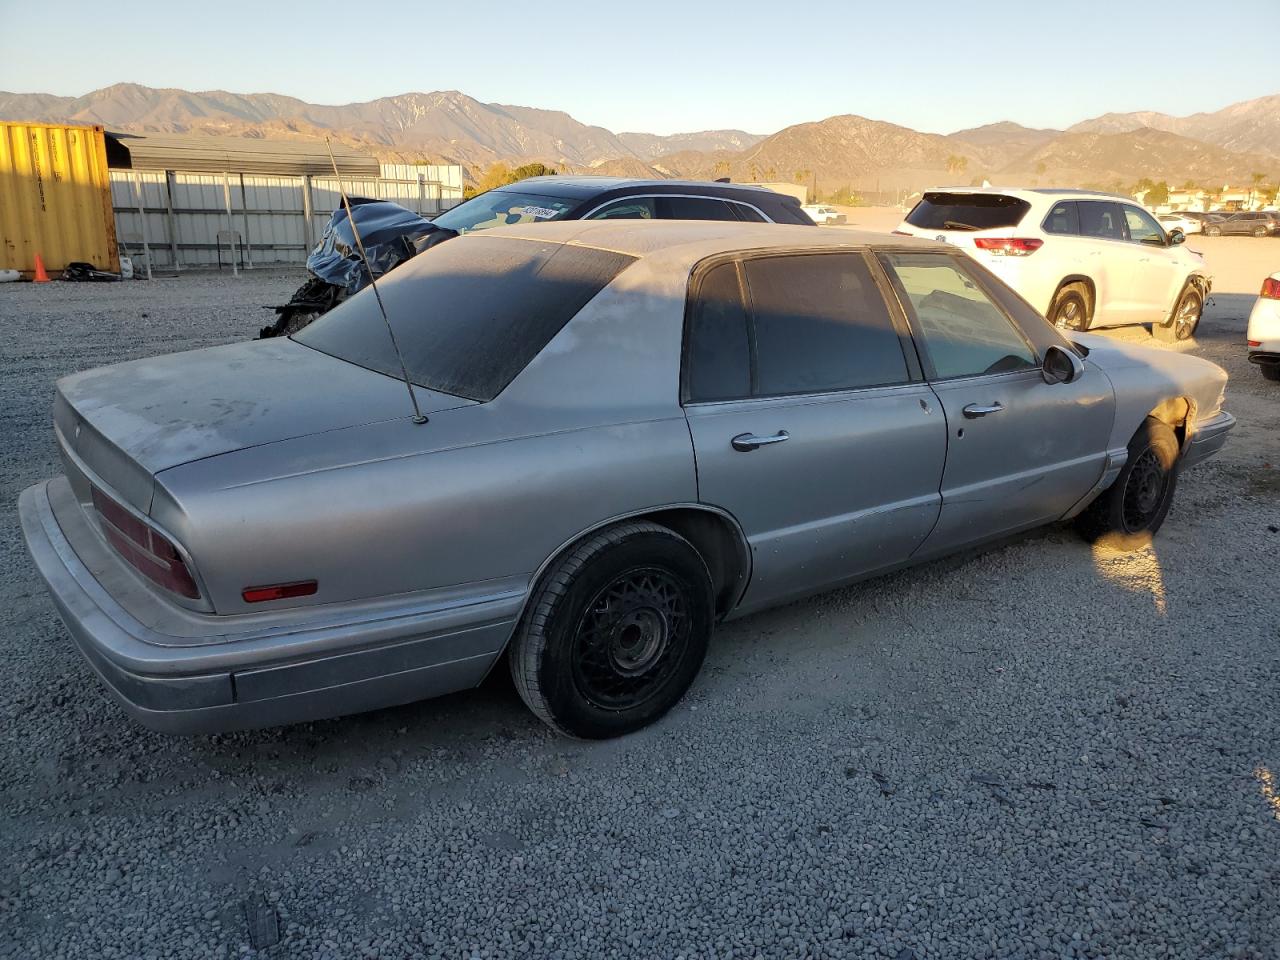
[55,338,472,481]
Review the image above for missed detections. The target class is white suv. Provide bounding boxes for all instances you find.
[894,189,1212,341]
[801,204,847,225]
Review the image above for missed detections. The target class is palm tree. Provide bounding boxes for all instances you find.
[945,155,969,177]
[713,159,731,179]
[1251,172,1268,208]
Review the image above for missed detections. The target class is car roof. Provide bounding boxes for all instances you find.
[458,219,941,269]
[492,175,785,200]
[920,186,1134,203]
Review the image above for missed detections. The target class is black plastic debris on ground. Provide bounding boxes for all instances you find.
[243,895,280,950]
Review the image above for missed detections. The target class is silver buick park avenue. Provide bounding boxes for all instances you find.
[19,221,1234,739]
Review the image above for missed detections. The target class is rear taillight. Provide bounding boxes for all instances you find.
[973,237,1043,256]
[1249,340,1262,347]
[1261,277,1280,300]
[91,486,199,599]
[242,581,318,604]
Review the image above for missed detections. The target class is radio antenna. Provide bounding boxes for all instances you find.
[324,137,427,425]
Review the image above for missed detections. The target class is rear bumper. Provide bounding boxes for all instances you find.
[18,478,518,733]
[1183,410,1235,469]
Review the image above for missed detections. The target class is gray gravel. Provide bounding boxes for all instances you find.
[1,272,1278,959]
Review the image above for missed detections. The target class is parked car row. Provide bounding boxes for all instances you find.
[1199,210,1280,237]
[19,216,1235,738]
[893,188,1211,342]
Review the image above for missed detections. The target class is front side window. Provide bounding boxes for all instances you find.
[431,190,576,234]
[297,236,634,401]
[1077,201,1125,241]
[881,253,1037,380]
[1122,205,1166,245]
[743,253,909,396]
[1043,201,1079,235]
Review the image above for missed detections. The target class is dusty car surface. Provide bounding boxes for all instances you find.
[19,221,1235,738]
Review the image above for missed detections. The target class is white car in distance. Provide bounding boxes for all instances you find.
[1158,213,1202,235]
[1247,272,1280,381]
[894,188,1212,341]
[801,204,847,225]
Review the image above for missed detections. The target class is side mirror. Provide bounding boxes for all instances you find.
[1168,228,1185,245]
[1043,344,1085,385]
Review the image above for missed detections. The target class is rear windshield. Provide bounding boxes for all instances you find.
[296,236,635,401]
[431,190,577,234]
[905,192,1030,231]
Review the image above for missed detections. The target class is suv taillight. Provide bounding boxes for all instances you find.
[973,238,1043,256]
[1261,278,1280,300]
[91,486,200,599]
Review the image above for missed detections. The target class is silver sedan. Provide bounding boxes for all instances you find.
[19,221,1235,738]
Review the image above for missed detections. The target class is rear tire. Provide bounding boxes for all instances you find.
[1049,283,1091,332]
[1204,225,1222,237]
[1075,417,1180,551]
[1260,364,1280,382]
[1254,226,1268,238]
[1154,287,1202,342]
[509,522,714,739]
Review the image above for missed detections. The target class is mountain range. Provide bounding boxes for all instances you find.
[2,83,1276,196]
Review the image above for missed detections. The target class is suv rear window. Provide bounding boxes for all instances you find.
[296,236,635,402]
[905,192,1030,231]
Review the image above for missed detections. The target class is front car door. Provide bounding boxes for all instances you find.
[877,251,1114,558]
[1120,203,1183,322]
[683,251,947,612]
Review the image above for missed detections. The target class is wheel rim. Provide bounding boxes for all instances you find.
[1121,448,1169,532]
[572,567,690,710]
[1174,295,1200,339]
[1054,297,1085,331]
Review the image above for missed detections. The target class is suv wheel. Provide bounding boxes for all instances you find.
[1204,224,1222,237]
[1253,225,1268,238]
[1075,417,1180,551]
[1154,287,1202,342]
[1049,283,1091,331]
[509,522,714,739]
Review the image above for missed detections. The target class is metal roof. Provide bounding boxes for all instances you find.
[104,132,380,177]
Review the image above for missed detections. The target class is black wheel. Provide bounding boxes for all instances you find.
[1204,225,1222,237]
[1075,417,1180,550]
[1260,364,1280,382]
[509,521,714,739]
[1049,284,1091,332]
[1154,287,1202,342]
[1254,226,1268,238]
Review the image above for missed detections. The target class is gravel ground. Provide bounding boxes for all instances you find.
[1,267,1278,960]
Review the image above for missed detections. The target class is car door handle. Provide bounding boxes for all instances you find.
[732,430,790,452]
[961,402,1004,419]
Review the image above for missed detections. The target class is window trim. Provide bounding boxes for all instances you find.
[680,247,920,406]
[1072,199,1130,245]
[875,249,1043,384]
[582,193,774,223]
[1039,199,1081,236]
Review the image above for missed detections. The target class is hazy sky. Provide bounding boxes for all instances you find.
[2,0,1275,135]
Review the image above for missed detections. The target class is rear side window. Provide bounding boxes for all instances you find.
[660,196,740,221]
[1043,201,1079,235]
[1077,201,1124,240]
[744,253,908,396]
[685,263,751,402]
[905,192,1030,231]
[731,202,767,222]
[586,198,657,220]
[297,236,634,402]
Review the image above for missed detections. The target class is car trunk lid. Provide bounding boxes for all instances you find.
[54,337,472,515]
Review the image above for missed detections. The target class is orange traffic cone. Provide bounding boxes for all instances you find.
[32,254,51,283]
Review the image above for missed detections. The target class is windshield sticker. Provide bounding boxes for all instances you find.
[521,205,561,220]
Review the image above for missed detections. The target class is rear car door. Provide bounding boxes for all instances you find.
[683,252,946,612]
[1076,200,1143,325]
[1120,204,1182,322]
[878,251,1113,557]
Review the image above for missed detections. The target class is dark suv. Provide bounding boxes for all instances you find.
[263,177,816,336]
[1204,211,1280,237]
[430,176,815,231]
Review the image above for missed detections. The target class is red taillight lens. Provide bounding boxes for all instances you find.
[242,581,318,604]
[1261,277,1280,300]
[91,486,199,599]
[973,237,1044,256]
[1249,340,1262,347]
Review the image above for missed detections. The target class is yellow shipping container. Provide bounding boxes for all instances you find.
[0,122,119,276]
